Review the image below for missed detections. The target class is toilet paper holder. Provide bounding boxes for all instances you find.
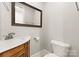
[33,36,39,41]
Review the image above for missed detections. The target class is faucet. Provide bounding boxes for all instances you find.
[5,32,15,40]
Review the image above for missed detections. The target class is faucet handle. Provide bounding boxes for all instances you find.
[8,32,15,35]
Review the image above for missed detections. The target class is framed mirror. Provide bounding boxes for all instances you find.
[11,2,42,27]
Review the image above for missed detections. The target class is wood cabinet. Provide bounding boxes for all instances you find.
[0,41,30,57]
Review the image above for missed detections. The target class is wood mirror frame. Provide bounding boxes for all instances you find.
[11,2,42,27]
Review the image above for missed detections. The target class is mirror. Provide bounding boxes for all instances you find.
[11,2,42,27]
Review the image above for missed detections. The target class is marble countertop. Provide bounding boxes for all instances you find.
[0,36,31,53]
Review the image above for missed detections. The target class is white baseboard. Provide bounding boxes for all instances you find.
[31,49,49,57]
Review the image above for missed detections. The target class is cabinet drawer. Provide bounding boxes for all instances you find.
[0,44,25,57]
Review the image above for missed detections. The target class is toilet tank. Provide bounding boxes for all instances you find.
[51,40,70,57]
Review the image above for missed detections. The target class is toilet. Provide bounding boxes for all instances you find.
[44,40,70,57]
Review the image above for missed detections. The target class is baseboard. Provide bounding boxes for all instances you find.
[31,49,49,57]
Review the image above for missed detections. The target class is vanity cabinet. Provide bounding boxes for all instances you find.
[0,41,30,57]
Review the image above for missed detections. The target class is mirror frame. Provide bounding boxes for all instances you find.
[11,2,42,27]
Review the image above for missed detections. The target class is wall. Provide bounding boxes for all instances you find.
[44,2,79,56]
[0,2,44,56]
[43,2,64,52]
[63,2,79,57]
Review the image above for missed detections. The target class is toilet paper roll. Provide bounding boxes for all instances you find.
[34,37,39,41]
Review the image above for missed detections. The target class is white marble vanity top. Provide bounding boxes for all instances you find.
[0,36,31,53]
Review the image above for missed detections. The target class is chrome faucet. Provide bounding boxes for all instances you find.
[5,32,15,40]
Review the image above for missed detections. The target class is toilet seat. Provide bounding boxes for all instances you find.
[44,53,58,57]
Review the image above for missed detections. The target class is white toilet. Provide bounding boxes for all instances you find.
[44,40,70,57]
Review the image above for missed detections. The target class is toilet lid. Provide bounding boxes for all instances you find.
[44,53,58,57]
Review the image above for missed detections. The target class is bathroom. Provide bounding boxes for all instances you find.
[0,1,79,58]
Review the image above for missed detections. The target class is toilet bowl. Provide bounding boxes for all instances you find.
[44,40,70,57]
